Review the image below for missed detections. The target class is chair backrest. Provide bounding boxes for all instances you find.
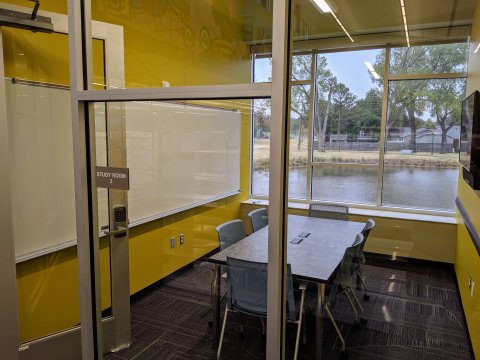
[328,233,364,303]
[216,220,246,251]
[248,208,268,233]
[226,257,297,320]
[356,219,375,254]
[308,203,348,221]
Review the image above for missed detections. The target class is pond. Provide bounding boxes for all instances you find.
[252,166,459,212]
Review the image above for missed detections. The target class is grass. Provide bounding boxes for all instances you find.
[252,138,459,171]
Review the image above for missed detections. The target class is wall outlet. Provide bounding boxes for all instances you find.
[471,281,475,297]
[170,237,175,249]
[468,275,473,289]
[180,234,184,245]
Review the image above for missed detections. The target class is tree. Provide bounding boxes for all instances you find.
[428,79,464,152]
[330,83,356,145]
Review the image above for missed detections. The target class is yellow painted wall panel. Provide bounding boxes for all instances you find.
[456,1,480,357]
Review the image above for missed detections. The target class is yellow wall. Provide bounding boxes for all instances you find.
[3,0,252,342]
[455,2,480,358]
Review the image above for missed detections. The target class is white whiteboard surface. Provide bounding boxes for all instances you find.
[6,80,241,261]
[122,101,241,226]
[6,80,77,259]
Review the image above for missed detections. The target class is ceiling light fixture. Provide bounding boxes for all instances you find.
[310,0,354,43]
[364,61,380,80]
[311,0,333,13]
[474,43,480,54]
[399,0,410,47]
[331,12,354,43]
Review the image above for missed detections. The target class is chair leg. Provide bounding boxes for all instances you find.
[344,289,359,321]
[325,303,346,352]
[217,309,229,360]
[356,269,370,300]
[294,288,306,360]
[347,287,363,316]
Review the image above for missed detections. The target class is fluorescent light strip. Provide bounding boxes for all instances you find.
[364,61,380,79]
[474,43,480,54]
[330,12,354,43]
[399,0,410,47]
[312,0,332,13]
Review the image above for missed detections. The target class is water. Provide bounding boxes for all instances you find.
[252,166,459,212]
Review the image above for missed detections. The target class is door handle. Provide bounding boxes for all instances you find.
[103,227,127,237]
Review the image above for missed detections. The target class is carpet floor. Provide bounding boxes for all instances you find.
[105,255,473,360]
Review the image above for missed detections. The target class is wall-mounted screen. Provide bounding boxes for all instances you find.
[460,90,480,190]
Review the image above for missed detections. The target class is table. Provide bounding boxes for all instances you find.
[208,214,365,358]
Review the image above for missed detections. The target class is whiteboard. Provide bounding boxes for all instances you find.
[122,101,241,225]
[6,80,240,261]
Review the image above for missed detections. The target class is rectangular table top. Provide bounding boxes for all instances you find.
[208,215,365,283]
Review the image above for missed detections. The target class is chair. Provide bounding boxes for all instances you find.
[247,207,268,233]
[325,234,365,358]
[308,203,348,220]
[353,219,375,301]
[209,220,247,327]
[216,219,246,251]
[217,257,306,360]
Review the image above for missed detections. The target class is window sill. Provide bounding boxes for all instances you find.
[243,199,457,225]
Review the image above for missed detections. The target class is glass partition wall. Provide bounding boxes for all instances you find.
[1,0,474,359]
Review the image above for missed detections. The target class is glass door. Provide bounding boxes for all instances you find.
[0,2,130,358]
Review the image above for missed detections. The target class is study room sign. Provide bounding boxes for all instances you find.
[95,166,129,190]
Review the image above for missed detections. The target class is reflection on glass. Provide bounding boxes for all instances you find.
[92,0,273,88]
[313,49,383,165]
[312,166,377,205]
[382,78,466,211]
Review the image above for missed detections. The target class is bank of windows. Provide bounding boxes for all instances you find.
[252,43,468,213]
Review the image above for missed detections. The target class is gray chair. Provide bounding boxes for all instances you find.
[216,219,246,251]
[325,234,365,358]
[247,207,268,233]
[353,219,375,301]
[308,203,349,220]
[217,257,306,360]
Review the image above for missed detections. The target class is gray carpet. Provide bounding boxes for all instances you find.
[105,255,473,359]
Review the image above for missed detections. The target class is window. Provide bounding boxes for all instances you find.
[251,43,467,213]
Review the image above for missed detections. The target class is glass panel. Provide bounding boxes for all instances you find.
[290,84,310,199]
[382,78,465,211]
[251,85,309,199]
[312,165,378,204]
[3,25,84,343]
[91,98,269,358]
[91,0,273,88]
[313,49,383,166]
[292,54,312,81]
[389,43,469,75]
[254,56,272,83]
[252,98,271,195]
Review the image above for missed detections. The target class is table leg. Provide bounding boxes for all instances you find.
[211,263,221,349]
[316,283,325,359]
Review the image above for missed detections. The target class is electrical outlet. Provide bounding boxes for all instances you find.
[180,234,185,245]
[471,281,475,297]
[468,275,473,289]
[170,237,175,249]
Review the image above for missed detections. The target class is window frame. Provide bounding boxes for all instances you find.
[251,45,468,216]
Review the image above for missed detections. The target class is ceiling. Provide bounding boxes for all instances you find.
[247,0,476,51]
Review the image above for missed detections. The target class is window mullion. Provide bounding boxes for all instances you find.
[306,53,315,201]
[376,48,390,207]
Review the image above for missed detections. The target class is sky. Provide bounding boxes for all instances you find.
[254,49,382,98]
